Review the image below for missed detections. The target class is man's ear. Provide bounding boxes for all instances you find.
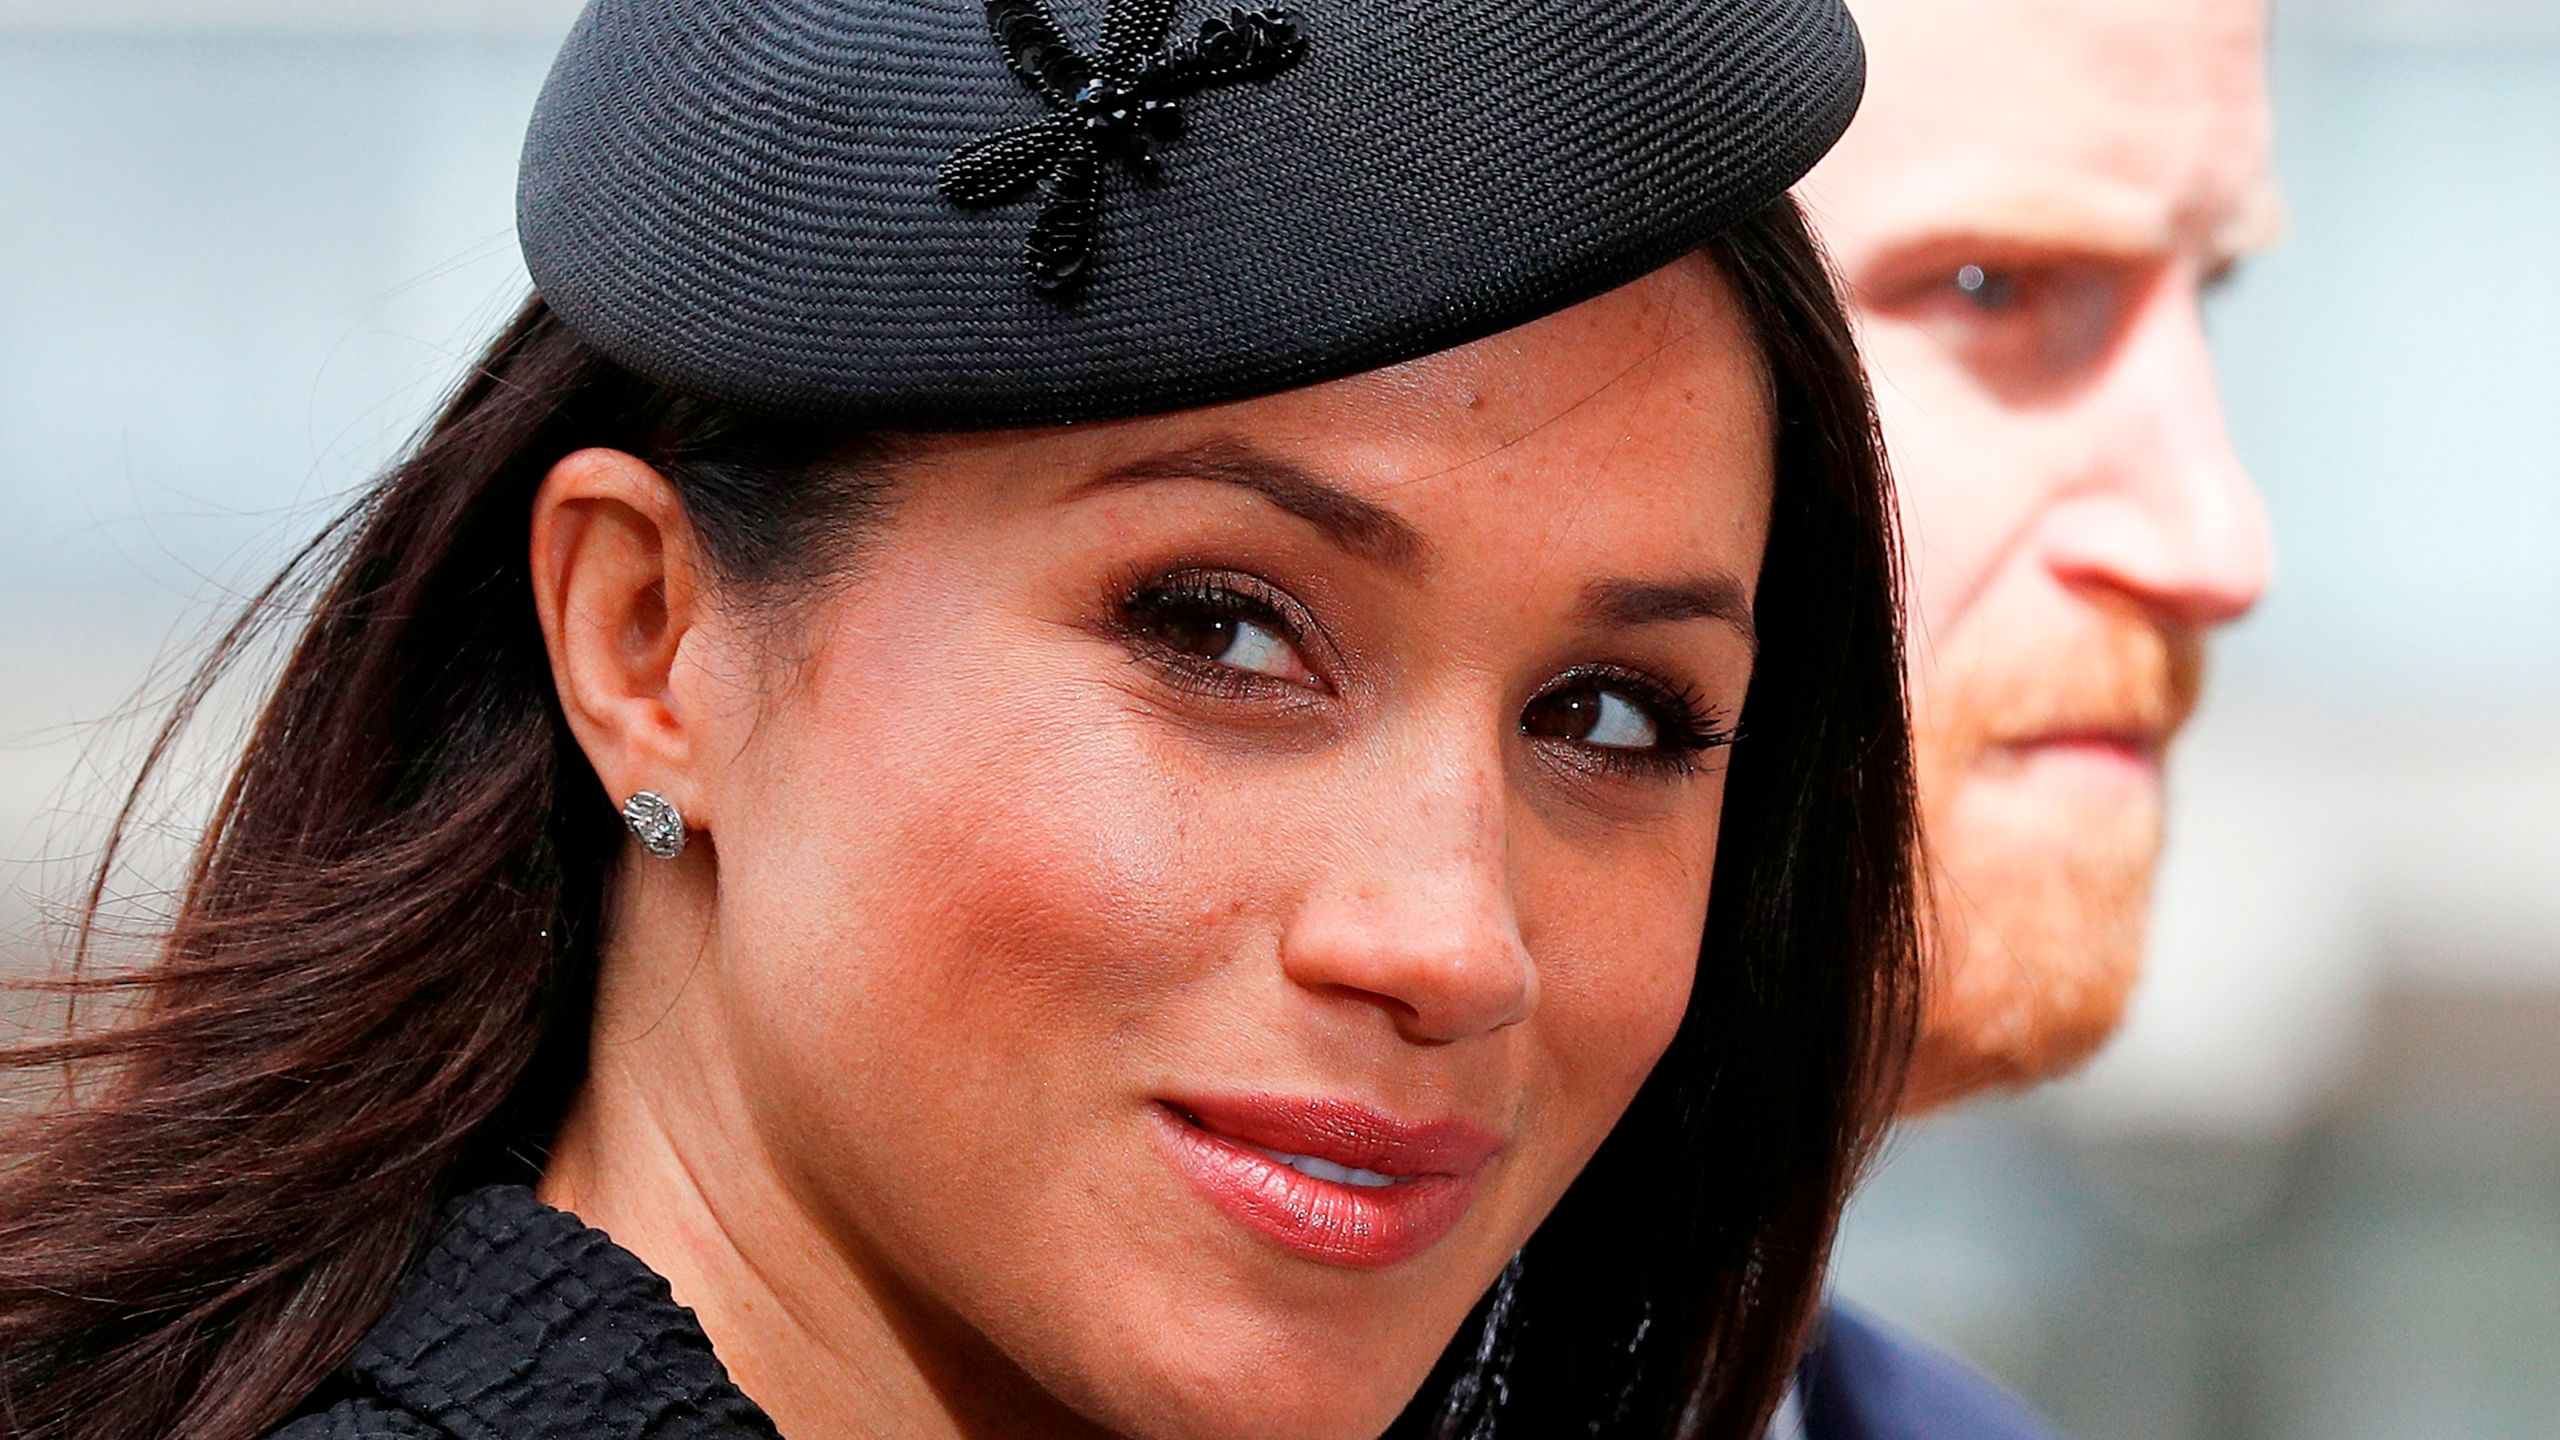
[530,448,717,834]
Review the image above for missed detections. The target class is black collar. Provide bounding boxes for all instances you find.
[345,1185,781,1440]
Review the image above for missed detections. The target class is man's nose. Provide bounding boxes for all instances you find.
[2042,276,2274,628]
[1277,752,1537,1046]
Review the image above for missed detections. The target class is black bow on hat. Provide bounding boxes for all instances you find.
[939,0,1312,293]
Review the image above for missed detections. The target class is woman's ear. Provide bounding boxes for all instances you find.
[530,448,717,830]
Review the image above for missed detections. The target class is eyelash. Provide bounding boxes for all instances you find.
[1109,567,1736,779]
[1534,665,1739,780]
[1112,567,1324,701]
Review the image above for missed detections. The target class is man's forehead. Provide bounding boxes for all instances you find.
[1809,0,2280,260]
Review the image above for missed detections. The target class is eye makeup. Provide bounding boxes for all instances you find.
[1099,560,1736,783]
[1109,565,1331,700]
[1521,664,1737,780]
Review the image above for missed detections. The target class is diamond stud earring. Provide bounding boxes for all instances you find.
[621,791,688,860]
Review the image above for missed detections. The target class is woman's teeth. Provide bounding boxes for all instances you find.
[1248,1145,1401,1189]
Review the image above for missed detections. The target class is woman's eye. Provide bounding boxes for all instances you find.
[1522,685,1659,750]
[1521,673,1732,778]
[1123,581,1318,686]
[1158,610,1302,678]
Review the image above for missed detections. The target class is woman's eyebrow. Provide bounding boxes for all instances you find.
[1075,439,1429,571]
[1579,575,1758,655]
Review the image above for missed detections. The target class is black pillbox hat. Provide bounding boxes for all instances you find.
[518,0,1865,430]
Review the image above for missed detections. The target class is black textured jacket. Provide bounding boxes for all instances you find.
[271,1186,781,1440]
[274,1185,2062,1440]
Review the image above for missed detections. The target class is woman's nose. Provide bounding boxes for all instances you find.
[1276,765,1538,1046]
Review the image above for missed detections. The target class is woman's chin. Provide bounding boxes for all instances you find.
[1092,1360,1425,1440]
[1040,1289,1451,1440]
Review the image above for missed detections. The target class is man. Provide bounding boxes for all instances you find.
[1784,0,2282,1433]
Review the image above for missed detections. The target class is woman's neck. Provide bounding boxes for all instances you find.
[537,920,1120,1440]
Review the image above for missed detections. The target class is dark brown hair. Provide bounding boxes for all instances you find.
[0,195,1914,1440]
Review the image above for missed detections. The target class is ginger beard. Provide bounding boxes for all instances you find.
[1902,598,2205,1111]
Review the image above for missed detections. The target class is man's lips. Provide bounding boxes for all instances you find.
[1150,1095,1502,1267]
[2016,727,2163,756]
[1987,725,2170,778]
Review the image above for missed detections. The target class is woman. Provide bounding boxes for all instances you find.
[0,1,1916,1438]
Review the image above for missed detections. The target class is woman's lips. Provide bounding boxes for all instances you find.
[1150,1095,1500,1268]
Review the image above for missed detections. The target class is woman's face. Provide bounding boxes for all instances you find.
[582,257,1775,1439]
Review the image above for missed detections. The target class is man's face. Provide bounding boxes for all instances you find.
[1803,0,2281,1110]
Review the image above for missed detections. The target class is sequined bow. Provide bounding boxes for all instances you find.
[939,0,1311,293]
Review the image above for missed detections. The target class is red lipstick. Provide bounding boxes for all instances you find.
[1151,1094,1501,1268]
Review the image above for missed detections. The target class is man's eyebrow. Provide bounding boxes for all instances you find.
[1857,181,2282,282]
[1579,575,1758,655]
[1073,440,1429,570]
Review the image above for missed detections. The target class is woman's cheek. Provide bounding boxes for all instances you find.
[769,683,1214,1051]
[705,679,1236,1280]
[1522,836,1714,1133]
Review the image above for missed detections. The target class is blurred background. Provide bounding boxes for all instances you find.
[0,2,2552,1437]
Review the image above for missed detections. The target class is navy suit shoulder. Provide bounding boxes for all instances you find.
[1798,1302,2063,1440]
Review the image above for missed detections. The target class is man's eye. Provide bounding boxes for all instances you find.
[1522,685,1660,750]
[1123,581,1318,686]
[1953,262,2023,311]
[1892,259,2140,397]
